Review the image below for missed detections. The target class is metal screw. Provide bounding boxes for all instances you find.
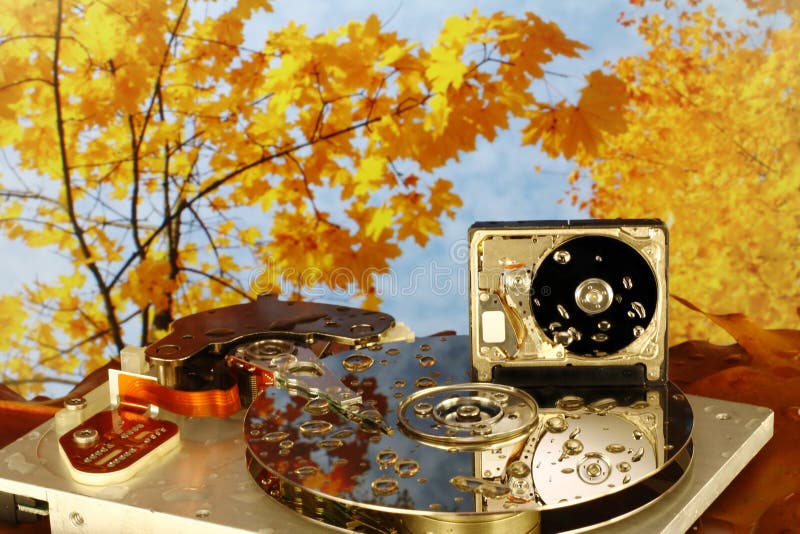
[72,428,99,446]
[64,397,87,411]
[69,511,84,526]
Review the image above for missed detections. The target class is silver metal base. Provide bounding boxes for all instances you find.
[0,394,772,533]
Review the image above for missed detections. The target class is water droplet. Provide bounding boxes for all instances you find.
[394,459,420,478]
[598,320,611,331]
[386,348,401,356]
[595,255,603,262]
[417,477,427,484]
[293,465,319,478]
[376,449,398,468]
[330,429,354,439]
[633,325,645,337]
[418,355,436,367]
[450,476,483,492]
[481,481,512,499]
[563,439,584,456]
[414,377,437,389]
[631,302,646,319]
[278,439,293,449]
[371,476,399,496]
[556,396,584,411]
[393,379,406,388]
[567,327,582,340]
[319,439,343,450]
[561,467,575,474]
[557,304,570,320]
[606,443,626,454]
[419,344,432,352]
[429,503,443,511]
[299,420,333,437]
[413,402,433,417]
[546,415,568,433]
[589,398,617,413]
[569,427,581,439]
[716,412,731,421]
[533,298,541,307]
[591,333,608,342]
[263,432,290,443]
[507,461,530,478]
[617,461,631,473]
[554,250,571,264]
[342,353,374,373]
[548,321,563,331]
[304,398,330,416]
[631,447,645,462]
[633,430,643,440]
[627,311,636,318]
[554,330,574,346]
[622,276,633,290]
[278,449,290,456]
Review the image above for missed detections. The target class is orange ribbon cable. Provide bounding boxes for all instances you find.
[117,373,241,418]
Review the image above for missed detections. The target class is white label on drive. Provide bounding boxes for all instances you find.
[482,311,506,343]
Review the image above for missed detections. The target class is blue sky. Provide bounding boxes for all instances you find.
[0,1,761,342]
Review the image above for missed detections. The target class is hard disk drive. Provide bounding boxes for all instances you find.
[0,220,773,534]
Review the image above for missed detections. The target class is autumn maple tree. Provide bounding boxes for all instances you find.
[567,0,800,344]
[0,1,626,393]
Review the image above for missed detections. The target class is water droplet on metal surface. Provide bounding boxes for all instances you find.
[413,402,433,417]
[546,415,568,433]
[304,398,330,416]
[563,439,584,456]
[622,276,633,290]
[631,447,645,462]
[633,325,645,337]
[278,439,293,449]
[557,304,570,320]
[561,468,575,474]
[319,439,343,450]
[617,461,631,473]
[631,302,646,319]
[414,377,437,389]
[606,443,626,454]
[395,459,420,478]
[299,420,333,437]
[376,449,398,468]
[598,320,611,331]
[419,355,436,367]
[263,432,290,443]
[554,330,574,346]
[591,333,608,342]
[371,476,399,496]
[342,353,374,373]
[569,427,581,439]
[330,429,354,439]
[554,250,571,264]
[386,348,401,356]
[393,379,406,388]
[556,396,584,411]
[293,465,318,478]
[419,344,432,352]
[623,474,632,484]
[633,429,644,440]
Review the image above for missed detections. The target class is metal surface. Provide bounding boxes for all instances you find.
[469,220,668,384]
[243,337,693,533]
[146,293,395,386]
[0,392,771,533]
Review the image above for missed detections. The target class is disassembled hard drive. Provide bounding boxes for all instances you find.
[0,220,774,534]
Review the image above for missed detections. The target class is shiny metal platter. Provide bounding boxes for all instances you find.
[244,335,693,533]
